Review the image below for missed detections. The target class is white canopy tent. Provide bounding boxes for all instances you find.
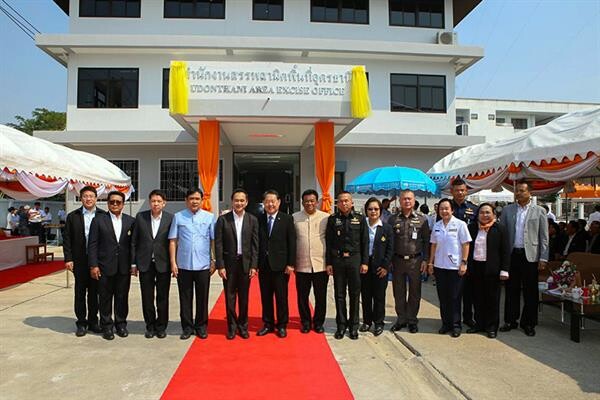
[428,108,600,195]
[0,124,133,200]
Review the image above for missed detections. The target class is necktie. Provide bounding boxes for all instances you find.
[268,215,274,236]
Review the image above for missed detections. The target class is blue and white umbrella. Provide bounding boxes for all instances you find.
[345,166,438,196]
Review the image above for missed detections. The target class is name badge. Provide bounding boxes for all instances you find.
[411,230,418,240]
[448,228,458,233]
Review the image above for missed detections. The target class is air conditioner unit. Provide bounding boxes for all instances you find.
[437,31,457,45]
[456,123,468,136]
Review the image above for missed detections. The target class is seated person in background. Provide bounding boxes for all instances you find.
[548,221,566,262]
[587,221,600,254]
[560,220,588,259]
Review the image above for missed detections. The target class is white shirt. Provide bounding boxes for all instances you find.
[514,201,531,248]
[473,229,487,262]
[266,211,278,236]
[82,207,97,245]
[563,234,574,256]
[110,212,122,241]
[151,212,162,239]
[368,219,383,256]
[430,216,471,270]
[43,212,52,224]
[57,209,66,221]
[233,211,244,255]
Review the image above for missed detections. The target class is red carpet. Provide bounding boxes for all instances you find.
[0,261,64,289]
[161,275,353,400]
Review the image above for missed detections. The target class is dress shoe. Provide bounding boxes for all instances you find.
[523,326,536,337]
[451,329,461,338]
[277,328,287,338]
[300,324,311,334]
[349,329,359,340]
[373,325,384,336]
[359,323,371,332]
[314,325,325,334]
[499,322,518,332]
[196,327,208,339]
[438,326,450,335]
[487,331,497,339]
[463,319,476,329]
[466,328,482,334]
[408,324,418,334]
[156,330,167,339]
[390,322,407,332]
[76,326,87,337]
[257,326,274,336]
[144,330,155,339]
[334,327,346,339]
[102,330,114,340]
[89,324,102,334]
[180,331,192,340]
[226,330,236,340]
[116,328,128,338]
[238,329,249,339]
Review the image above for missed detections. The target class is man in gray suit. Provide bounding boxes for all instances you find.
[499,181,548,336]
[132,190,174,339]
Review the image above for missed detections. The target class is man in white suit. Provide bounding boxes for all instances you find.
[499,181,548,337]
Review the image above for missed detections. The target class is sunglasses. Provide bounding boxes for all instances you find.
[109,200,123,205]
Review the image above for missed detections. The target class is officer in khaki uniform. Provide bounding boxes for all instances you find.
[326,191,369,340]
[389,190,430,333]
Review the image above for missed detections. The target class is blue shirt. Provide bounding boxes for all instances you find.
[168,208,215,271]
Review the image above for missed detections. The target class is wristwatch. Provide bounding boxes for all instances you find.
[461,259,468,264]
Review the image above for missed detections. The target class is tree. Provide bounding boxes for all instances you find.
[6,108,66,134]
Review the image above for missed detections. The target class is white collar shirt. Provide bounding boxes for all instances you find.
[514,201,531,248]
[110,212,122,242]
[368,219,383,256]
[473,229,487,262]
[151,212,162,239]
[233,211,245,255]
[563,234,574,256]
[82,207,97,245]
[430,216,471,270]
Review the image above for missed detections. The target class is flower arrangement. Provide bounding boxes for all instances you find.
[550,260,577,288]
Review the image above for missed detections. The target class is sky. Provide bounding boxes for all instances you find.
[0,0,599,125]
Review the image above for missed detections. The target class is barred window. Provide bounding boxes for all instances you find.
[389,0,444,28]
[164,0,225,19]
[80,0,141,17]
[160,160,199,201]
[109,160,139,201]
[311,0,368,24]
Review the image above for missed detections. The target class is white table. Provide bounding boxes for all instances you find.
[0,236,39,270]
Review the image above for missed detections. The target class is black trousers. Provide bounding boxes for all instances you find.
[469,260,501,333]
[223,257,250,332]
[98,272,131,331]
[332,256,361,331]
[28,222,43,243]
[139,263,171,332]
[258,264,289,328]
[73,265,99,328]
[434,267,464,330]
[177,269,210,333]
[361,259,388,326]
[462,273,474,322]
[392,256,422,325]
[504,249,539,327]
[296,271,329,328]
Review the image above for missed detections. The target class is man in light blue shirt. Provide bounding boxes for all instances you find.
[169,188,216,340]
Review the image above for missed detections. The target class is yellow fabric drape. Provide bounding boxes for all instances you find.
[314,122,335,213]
[169,61,189,115]
[198,121,220,211]
[350,66,371,118]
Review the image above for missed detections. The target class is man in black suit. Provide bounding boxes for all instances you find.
[215,188,259,340]
[257,189,297,338]
[132,189,173,339]
[88,191,135,340]
[561,220,588,258]
[63,186,106,337]
[588,221,600,254]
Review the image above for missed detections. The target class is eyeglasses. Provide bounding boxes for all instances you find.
[367,208,380,211]
[108,200,123,205]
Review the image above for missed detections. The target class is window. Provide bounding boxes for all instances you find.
[470,113,478,120]
[488,114,495,120]
[456,116,464,124]
[109,160,139,201]
[496,117,506,124]
[77,68,139,108]
[512,118,528,130]
[160,160,198,201]
[164,0,225,19]
[334,171,345,196]
[389,0,444,28]
[311,0,368,24]
[162,68,170,109]
[253,0,283,21]
[390,73,446,113]
[79,0,140,17]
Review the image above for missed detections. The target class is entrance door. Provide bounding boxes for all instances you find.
[233,153,300,216]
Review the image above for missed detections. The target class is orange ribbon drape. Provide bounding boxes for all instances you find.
[314,122,335,213]
[198,121,220,212]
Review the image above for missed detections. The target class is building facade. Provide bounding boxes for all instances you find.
[36,0,484,215]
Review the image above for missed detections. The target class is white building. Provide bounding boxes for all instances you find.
[36,0,485,215]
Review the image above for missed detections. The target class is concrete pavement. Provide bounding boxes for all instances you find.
[1,265,599,399]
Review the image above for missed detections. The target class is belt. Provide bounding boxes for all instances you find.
[395,253,420,260]
[336,251,355,258]
[513,248,525,254]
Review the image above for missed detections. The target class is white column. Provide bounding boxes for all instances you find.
[578,203,585,220]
